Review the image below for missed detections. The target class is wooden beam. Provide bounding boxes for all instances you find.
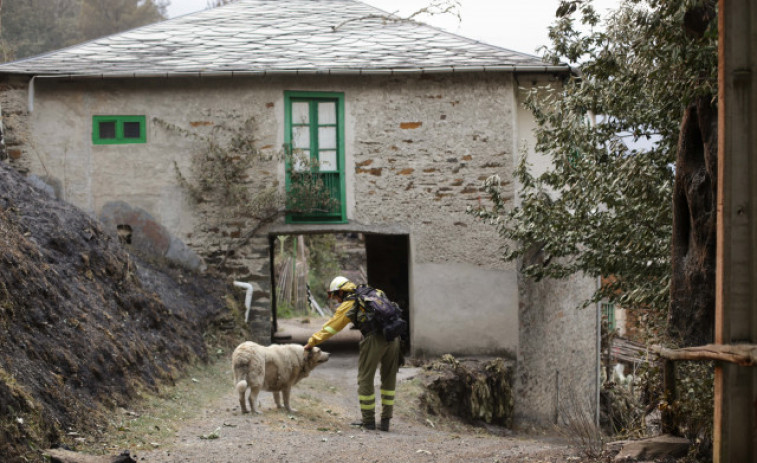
[650,344,757,367]
[715,0,757,461]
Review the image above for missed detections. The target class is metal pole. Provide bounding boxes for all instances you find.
[269,235,278,338]
[596,278,602,429]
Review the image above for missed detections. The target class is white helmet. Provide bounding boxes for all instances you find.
[328,276,350,293]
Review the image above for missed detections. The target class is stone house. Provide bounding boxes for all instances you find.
[0,0,599,427]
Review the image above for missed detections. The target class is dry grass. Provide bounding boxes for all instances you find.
[557,382,604,458]
[80,351,233,455]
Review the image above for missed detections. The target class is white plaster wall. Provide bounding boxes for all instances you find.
[513,74,559,181]
[511,72,565,226]
[412,262,518,357]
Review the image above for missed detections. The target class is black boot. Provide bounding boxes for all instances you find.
[378,418,391,432]
[350,420,376,430]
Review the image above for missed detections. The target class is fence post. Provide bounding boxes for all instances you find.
[661,358,677,434]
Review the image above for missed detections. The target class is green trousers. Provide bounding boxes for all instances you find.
[357,333,401,423]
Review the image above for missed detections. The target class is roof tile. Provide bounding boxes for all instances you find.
[0,0,564,76]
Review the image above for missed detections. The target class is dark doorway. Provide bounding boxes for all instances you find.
[270,233,365,348]
[269,232,410,351]
[365,234,411,349]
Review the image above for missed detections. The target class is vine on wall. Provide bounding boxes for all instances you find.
[153,115,336,267]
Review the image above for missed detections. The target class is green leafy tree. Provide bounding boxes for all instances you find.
[77,0,167,42]
[0,0,167,61]
[1,0,81,60]
[305,234,342,303]
[472,0,716,334]
[471,0,717,447]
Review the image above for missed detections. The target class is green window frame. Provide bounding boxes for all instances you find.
[601,302,616,331]
[284,91,346,224]
[92,115,146,145]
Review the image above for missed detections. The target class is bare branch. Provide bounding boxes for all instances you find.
[331,0,460,32]
[650,344,757,367]
[219,208,284,268]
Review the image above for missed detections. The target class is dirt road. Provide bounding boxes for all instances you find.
[129,322,582,463]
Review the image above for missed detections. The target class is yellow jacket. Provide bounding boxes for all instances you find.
[306,281,357,348]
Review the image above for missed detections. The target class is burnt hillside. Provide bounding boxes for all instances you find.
[0,162,237,461]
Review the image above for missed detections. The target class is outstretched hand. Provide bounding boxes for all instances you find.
[304,344,313,351]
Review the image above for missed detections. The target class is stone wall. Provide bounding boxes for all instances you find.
[0,76,31,170]
[1,73,524,348]
[515,270,599,428]
[344,73,524,357]
[349,73,517,270]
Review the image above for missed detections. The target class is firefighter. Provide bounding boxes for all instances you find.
[304,276,401,432]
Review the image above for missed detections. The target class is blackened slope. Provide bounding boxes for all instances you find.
[0,163,230,461]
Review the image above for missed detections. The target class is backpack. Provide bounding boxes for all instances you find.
[352,285,407,342]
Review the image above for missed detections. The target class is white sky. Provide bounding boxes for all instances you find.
[165,0,619,57]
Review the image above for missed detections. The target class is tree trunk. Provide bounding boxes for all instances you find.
[664,3,718,440]
[669,96,718,347]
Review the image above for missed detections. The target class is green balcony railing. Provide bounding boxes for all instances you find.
[286,171,344,223]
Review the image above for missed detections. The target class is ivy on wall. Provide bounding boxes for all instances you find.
[153,115,336,267]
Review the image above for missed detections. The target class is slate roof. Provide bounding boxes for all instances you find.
[0,0,568,77]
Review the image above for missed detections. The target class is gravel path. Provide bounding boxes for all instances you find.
[133,335,582,463]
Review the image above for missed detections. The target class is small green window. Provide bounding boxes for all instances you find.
[93,116,146,144]
[601,302,616,331]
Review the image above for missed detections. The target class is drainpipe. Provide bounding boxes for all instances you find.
[234,281,254,323]
[28,76,36,112]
